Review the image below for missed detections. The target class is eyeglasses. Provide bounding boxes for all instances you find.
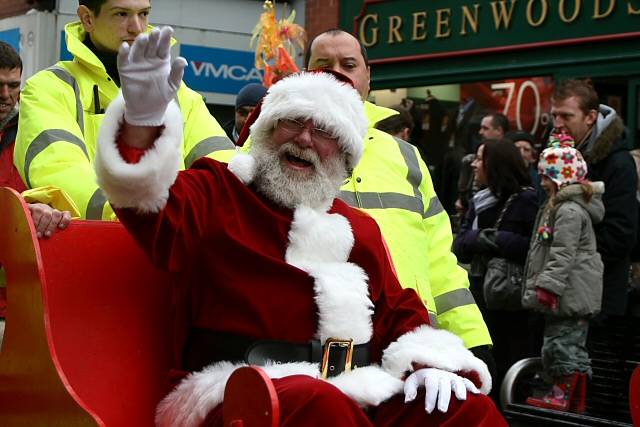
[276,118,338,143]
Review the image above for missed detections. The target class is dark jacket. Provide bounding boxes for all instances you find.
[0,111,25,192]
[223,119,238,144]
[579,105,638,315]
[453,188,539,266]
[0,110,24,319]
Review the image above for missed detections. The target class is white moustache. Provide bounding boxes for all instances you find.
[279,143,321,167]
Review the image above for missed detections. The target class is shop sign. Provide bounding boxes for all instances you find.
[461,77,554,139]
[343,0,640,63]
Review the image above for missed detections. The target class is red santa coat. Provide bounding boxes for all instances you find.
[117,155,432,360]
[94,95,493,427]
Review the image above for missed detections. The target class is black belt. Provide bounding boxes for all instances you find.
[182,328,371,378]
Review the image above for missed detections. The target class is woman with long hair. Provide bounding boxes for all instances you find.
[453,138,540,402]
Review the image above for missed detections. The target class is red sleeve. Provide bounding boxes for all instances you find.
[115,159,228,273]
[115,126,164,163]
[117,143,149,164]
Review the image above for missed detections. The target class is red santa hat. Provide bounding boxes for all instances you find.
[246,71,368,170]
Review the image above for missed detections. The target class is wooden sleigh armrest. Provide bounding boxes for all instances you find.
[0,188,280,427]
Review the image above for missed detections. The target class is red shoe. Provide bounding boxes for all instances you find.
[569,373,587,414]
[526,373,579,412]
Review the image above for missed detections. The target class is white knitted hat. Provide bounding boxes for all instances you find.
[538,133,588,187]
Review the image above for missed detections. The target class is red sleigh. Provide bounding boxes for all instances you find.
[0,187,278,427]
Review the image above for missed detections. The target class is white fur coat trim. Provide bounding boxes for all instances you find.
[227,153,256,185]
[285,205,373,344]
[228,158,373,343]
[94,94,183,213]
[381,325,492,394]
[156,361,403,427]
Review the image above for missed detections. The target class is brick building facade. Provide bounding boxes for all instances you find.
[305,0,340,42]
[0,0,53,19]
[0,0,31,18]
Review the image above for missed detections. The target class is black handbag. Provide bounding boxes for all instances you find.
[482,193,524,311]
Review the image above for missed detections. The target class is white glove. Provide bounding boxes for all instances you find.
[404,368,480,413]
[117,26,187,126]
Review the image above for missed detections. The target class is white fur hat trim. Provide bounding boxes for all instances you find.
[249,72,367,169]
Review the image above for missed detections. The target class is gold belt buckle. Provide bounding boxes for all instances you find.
[321,338,354,379]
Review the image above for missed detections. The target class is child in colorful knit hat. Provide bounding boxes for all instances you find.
[521,132,605,413]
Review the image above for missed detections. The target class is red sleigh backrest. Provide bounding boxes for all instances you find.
[0,187,174,426]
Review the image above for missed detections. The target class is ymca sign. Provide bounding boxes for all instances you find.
[0,28,20,52]
[181,44,263,95]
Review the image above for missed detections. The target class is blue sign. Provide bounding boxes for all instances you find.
[181,44,263,95]
[0,28,20,53]
[60,30,72,60]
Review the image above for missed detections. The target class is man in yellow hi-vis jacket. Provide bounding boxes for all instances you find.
[14,0,235,220]
[305,29,495,375]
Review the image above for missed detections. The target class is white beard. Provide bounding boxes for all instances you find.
[251,140,348,211]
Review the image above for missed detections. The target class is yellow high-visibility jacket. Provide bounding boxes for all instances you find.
[15,22,235,220]
[339,102,491,349]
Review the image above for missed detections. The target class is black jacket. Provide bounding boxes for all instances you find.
[222,119,238,144]
[580,106,638,315]
[453,188,539,266]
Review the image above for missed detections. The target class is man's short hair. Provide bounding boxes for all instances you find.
[553,79,599,115]
[0,41,22,72]
[488,113,509,133]
[304,28,369,69]
[375,106,413,135]
[79,0,108,15]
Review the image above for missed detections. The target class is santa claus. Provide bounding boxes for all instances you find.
[94,26,506,427]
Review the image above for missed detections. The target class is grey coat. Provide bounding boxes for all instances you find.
[522,182,605,317]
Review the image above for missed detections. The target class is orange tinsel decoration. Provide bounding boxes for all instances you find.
[250,0,306,87]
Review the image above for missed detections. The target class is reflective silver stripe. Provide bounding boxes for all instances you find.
[48,66,84,135]
[340,137,450,218]
[434,288,477,315]
[339,137,429,217]
[425,196,445,219]
[428,311,439,327]
[339,190,424,214]
[24,129,89,188]
[394,136,422,199]
[86,188,107,220]
[184,136,234,168]
[339,190,357,206]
